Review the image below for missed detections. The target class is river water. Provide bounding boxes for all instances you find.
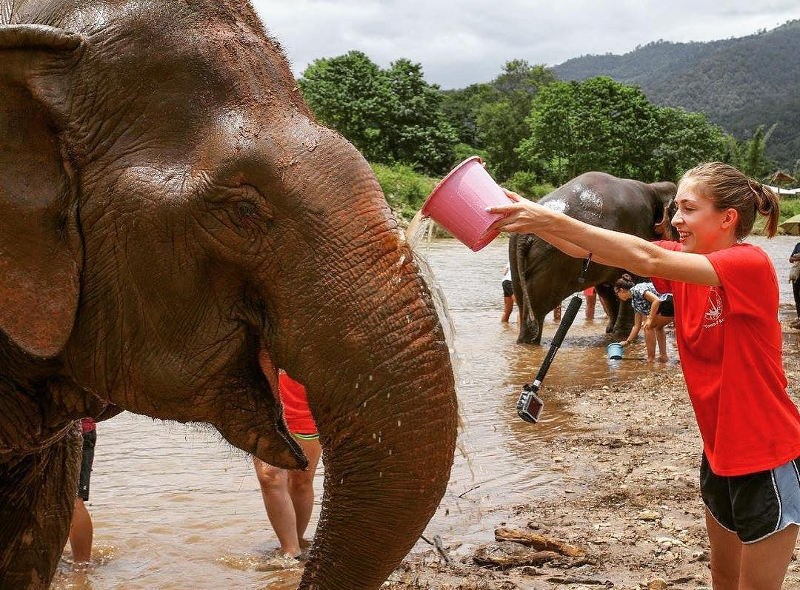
[53,236,800,589]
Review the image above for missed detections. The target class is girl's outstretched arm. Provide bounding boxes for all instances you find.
[487,192,720,286]
[621,313,643,346]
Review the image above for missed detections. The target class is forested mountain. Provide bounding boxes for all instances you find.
[554,20,800,169]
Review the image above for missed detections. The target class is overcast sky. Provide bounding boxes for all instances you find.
[249,1,800,89]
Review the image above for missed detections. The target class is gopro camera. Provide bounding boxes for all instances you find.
[516,382,544,423]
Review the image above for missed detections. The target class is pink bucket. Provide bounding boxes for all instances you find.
[421,157,512,251]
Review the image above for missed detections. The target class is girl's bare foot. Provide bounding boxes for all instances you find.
[658,355,668,362]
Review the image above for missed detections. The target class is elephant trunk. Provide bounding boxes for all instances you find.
[264,133,458,588]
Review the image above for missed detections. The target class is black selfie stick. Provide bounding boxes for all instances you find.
[517,255,592,423]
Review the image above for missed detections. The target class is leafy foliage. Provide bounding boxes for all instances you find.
[441,60,557,179]
[554,20,800,169]
[518,77,726,185]
[299,52,457,175]
[370,162,437,223]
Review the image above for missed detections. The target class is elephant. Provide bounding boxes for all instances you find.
[510,172,677,344]
[0,1,458,588]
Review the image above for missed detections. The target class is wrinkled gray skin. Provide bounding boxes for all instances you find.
[0,1,458,588]
[510,172,677,344]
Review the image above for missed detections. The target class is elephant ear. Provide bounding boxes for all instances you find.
[0,25,84,357]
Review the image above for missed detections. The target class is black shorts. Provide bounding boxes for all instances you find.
[502,280,513,298]
[656,293,674,317]
[78,429,96,501]
[700,453,800,543]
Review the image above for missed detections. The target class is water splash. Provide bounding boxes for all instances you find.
[405,212,458,374]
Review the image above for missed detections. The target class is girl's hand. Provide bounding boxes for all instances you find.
[485,190,550,234]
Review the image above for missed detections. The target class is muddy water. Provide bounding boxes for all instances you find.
[53,236,799,589]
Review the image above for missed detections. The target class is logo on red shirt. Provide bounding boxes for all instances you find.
[703,287,724,328]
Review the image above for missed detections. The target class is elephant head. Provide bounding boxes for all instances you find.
[0,2,458,588]
[510,172,677,344]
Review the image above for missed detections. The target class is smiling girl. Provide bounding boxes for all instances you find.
[487,162,800,589]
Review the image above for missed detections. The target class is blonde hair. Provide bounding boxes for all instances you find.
[679,162,780,238]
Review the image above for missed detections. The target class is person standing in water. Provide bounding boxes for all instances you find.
[613,274,674,362]
[69,418,96,566]
[501,264,514,322]
[253,353,321,565]
[487,162,800,589]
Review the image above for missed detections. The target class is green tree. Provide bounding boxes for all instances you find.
[476,61,557,179]
[742,124,776,180]
[383,59,458,175]
[650,108,727,180]
[440,83,498,147]
[518,77,726,184]
[298,51,390,162]
[299,52,456,174]
[519,78,661,183]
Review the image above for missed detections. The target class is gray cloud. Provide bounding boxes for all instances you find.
[251,0,800,88]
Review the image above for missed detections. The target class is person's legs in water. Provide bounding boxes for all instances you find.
[254,435,322,558]
[287,436,322,551]
[69,425,95,566]
[501,280,514,322]
[254,458,301,558]
[651,316,672,361]
[643,322,657,362]
[584,288,596,320]
[69,498,93,565]
[553,304,561,321]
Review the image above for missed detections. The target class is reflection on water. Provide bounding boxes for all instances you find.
[52,236,800,587]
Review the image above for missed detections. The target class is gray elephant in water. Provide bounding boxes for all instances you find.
[0,1,458,588]
[510,172,677,344]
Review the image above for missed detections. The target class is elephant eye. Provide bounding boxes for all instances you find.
[237,200,259,220]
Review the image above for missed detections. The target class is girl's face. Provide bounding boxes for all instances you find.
[614,287,631,301]
[671,180,737,253]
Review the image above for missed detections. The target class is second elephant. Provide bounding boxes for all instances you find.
[510,172,677,344]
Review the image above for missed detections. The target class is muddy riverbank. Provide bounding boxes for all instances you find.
[387,322,800,590]
[51,236,800,589]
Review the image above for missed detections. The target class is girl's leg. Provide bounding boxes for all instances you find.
[287,438,322,545]
[739,524,798,590]
[653,317,671,361]
[253,457,301,557]
[705,509,741,590]
[643,324,656,361]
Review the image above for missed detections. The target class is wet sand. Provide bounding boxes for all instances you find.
[388,318,800,589]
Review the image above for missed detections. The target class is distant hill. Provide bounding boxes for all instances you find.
[554,20,800,171]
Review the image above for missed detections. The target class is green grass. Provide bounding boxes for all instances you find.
[781,197,800,221]
[371,162,438,224]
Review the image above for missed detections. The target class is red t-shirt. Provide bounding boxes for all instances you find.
[278,371,317,436]
[652,241,800,475]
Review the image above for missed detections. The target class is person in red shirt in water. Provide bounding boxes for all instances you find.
[253,355,321,565]
[488,162,800,589]
[69,417,96,567]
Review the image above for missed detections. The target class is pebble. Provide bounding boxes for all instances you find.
[636,510,661,521]
[647,579,669,590]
